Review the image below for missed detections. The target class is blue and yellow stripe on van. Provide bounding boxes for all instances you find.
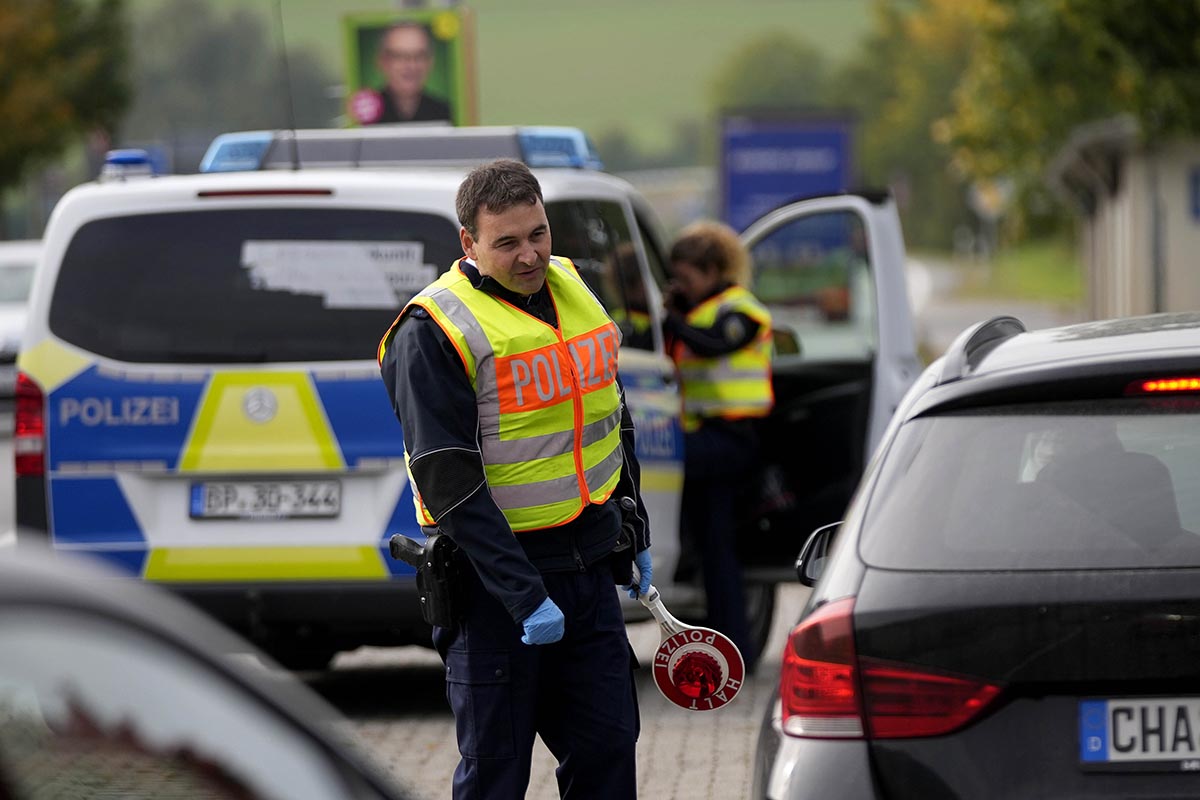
[21,340,417,581]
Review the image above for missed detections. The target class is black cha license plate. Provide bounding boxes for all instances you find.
[1080,698,1200,772]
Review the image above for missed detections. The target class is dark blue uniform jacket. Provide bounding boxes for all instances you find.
[380,260,652,626]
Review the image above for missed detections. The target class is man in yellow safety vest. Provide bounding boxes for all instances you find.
[378,159,652,799]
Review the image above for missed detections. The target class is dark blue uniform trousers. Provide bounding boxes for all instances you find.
[682,421,759,672]
[433,561,640,799]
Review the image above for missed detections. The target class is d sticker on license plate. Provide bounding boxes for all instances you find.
[190,480,341,520]
[1080,698,1200,772]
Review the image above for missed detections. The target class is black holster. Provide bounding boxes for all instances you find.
[609,496,637,587]
[388,531,463,628]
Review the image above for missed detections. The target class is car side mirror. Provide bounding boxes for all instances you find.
[771,325,801,357]
[795,521,841,587]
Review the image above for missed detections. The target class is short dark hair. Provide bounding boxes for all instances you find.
[456,159,544,237]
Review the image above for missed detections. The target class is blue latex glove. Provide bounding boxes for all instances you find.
[628,549,652,599]
[520,596,565,645]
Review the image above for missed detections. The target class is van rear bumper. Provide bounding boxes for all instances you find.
[161,579,432,649]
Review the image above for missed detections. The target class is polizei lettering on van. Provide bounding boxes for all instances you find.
[59,396,181,427]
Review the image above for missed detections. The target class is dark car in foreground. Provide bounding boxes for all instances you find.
[0,546,413,800]
[754,312,1200,799]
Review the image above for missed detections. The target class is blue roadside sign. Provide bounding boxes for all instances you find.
[720,115,854,232]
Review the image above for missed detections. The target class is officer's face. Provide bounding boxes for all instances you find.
[670,259,721,306]
[461,200,552,296]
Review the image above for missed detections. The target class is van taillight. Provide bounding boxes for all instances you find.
[15,372,45,477]
[780,597,1002,739]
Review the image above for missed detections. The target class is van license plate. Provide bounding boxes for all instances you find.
[1080,698,1200,771]
[190,481,341,520]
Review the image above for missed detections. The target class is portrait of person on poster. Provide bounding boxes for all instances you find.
[344,10,475,127]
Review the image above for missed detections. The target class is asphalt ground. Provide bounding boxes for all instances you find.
[322,583,810,800]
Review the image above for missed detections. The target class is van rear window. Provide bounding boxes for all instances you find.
[49,209,460,363]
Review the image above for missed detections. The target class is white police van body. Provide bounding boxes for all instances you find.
[17,129,918,666]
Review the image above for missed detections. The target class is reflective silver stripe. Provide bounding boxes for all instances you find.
[581,410,622,448]
[430,287,500,406]
[583,444,624,493]
[481,411,620,465]
[678,364,769,382]
[685,397,772,414]
[489,441,623,510]
[489,472,581,508]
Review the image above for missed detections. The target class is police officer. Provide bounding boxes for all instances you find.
[378,159,652,799]
[663,220,773,674]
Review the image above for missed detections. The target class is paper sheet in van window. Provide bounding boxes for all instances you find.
[240,241,437,309]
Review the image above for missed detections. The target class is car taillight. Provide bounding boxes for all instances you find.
[780,597,863,737]
[1128,376,1200,394]
[15,372,45,477]
[780,597,1002,740]
[859,659,1002,738]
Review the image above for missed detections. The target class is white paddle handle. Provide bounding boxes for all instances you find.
[636,584,688,636]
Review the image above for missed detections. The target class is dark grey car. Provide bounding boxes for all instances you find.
[0,546,414,799]
[755,312,1200,799]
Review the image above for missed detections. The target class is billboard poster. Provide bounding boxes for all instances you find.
[719,114,854,231]
[342,9,477,127]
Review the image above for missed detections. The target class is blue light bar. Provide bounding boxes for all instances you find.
[197,126,605,173]
[100,149,157,181]
[517,127,604,170]
[200,131,273,173]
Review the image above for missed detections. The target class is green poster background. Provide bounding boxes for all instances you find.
[342,8,477,127]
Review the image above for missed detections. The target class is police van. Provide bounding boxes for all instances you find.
[17,126,918,668]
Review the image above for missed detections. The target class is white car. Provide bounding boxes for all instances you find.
[16,127,918,670]
[0,239,39,401]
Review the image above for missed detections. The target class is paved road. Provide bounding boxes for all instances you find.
[313,583,809,800]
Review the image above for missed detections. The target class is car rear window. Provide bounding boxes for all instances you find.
[49,209,461,363]
[860,398,1200,570]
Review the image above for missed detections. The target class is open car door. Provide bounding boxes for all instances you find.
[737,191,920,578]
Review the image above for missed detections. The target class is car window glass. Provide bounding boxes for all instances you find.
[860,399,1200,570]
[0,263,35,303]
[545,200,654,351]
[635,215,669,290]
[0,609,366,800]
[748,210,876,361]
[48,209,461,364]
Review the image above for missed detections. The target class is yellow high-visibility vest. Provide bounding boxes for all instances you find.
[380,257,624,531]
[671,285,774,432]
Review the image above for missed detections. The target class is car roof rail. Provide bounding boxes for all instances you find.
[937,315,1026,385]
[199,125,605,173]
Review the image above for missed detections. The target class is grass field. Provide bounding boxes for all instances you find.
[183,0,873,151]
[956,238,1085,303]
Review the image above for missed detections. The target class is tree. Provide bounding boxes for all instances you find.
[939,0,1200,186]
[0,0,129,196]
[708,32,830,113]
[831,0,987,249]
[121,0,339,170]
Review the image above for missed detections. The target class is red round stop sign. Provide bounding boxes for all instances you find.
[651,626,745,711]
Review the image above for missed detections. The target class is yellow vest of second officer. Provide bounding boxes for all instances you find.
[399,256,624,531]
[671,285,774,432]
